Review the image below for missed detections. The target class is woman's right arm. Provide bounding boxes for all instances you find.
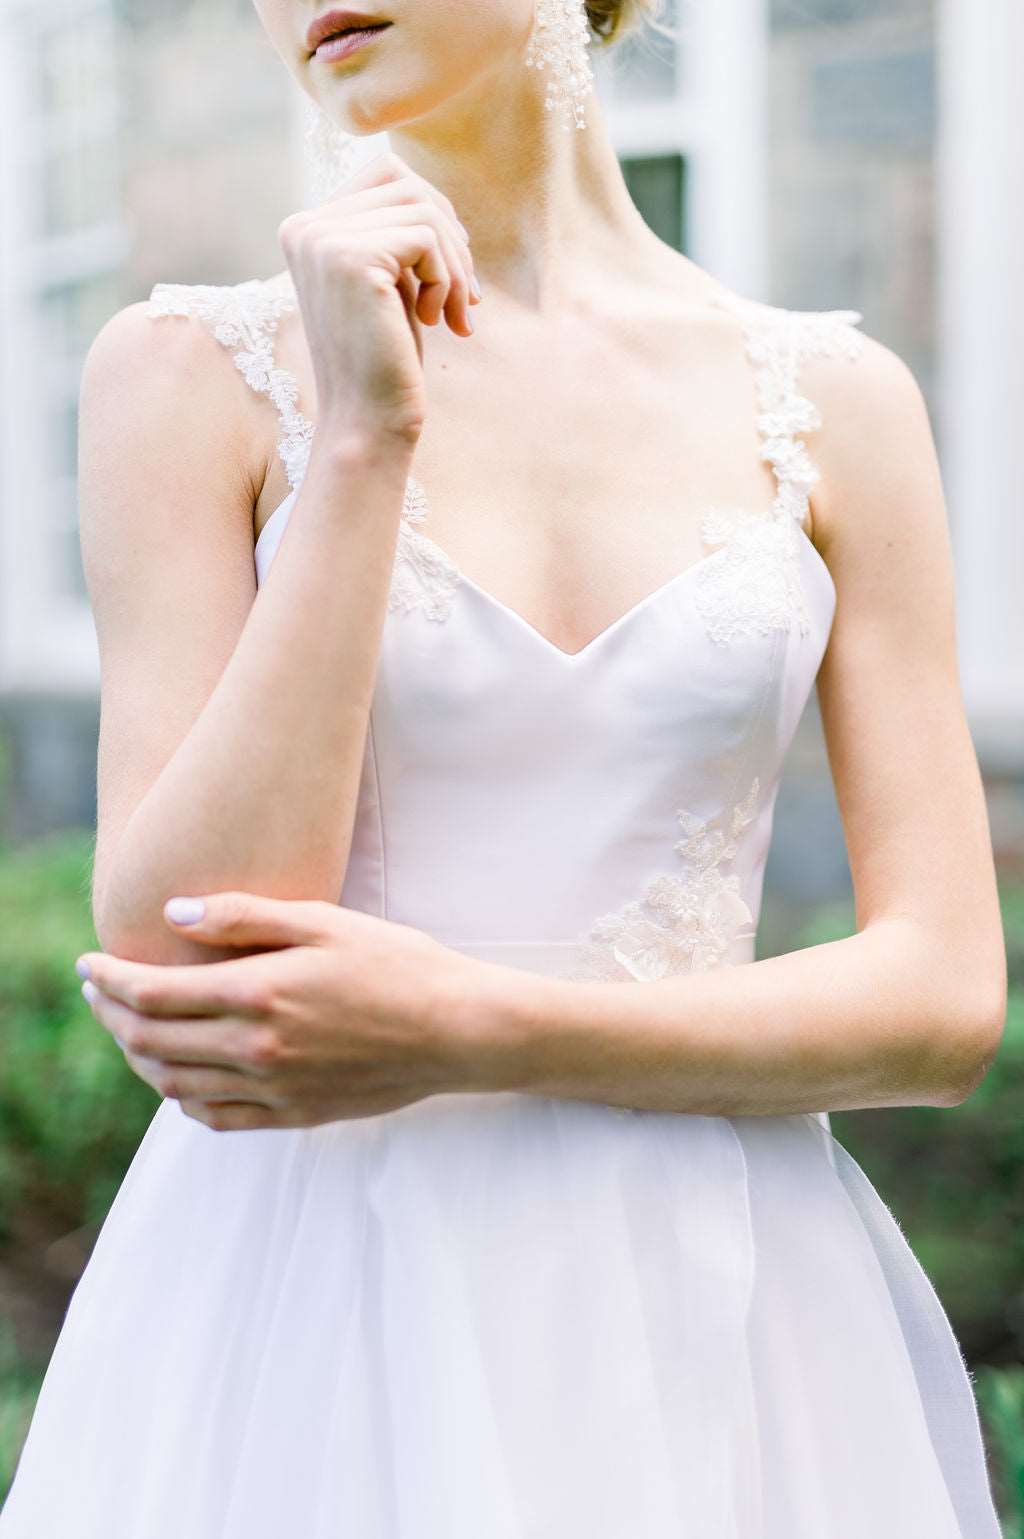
[85,153,477,966]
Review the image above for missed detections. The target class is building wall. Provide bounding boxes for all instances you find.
[762,0,1023,894]
[768,0,937,403]
[121,2,298,290]
[761,0,943,913]
[0,0,303,841]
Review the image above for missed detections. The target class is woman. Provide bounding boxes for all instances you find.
[0,0,1007,1533]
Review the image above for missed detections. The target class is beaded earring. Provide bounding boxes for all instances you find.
[301,96,359,204]
[524,0,595,131]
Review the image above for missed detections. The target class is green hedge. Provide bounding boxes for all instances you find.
[977,1364,1024,1539]
[797,896,1024,1362]
[0,829,159,1242]
[793,895,1024,1533]
[0,1320,46,1510]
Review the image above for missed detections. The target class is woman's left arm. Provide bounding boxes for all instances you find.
[456,335,1009,1116]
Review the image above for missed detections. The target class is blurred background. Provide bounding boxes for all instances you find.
[0,0,1021,1523]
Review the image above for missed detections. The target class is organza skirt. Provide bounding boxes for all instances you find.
[0,943,1002,1538]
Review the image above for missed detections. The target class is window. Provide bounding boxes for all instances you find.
[620,152,688,252]
[0,0,126,689]
[594,0,767,290]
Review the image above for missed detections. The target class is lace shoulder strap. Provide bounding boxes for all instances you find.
[145,272,313,492]
[709,288,866,535]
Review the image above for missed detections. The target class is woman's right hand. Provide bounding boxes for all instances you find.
[277,149,480,450]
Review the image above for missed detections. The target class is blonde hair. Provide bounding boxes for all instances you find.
[585,0,676,49]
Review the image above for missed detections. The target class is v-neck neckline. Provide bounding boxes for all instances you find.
[397,490,766,661]
[254,479,834,663]
[253,277,830,661]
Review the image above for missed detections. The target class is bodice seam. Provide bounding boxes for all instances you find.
[367,711,389,921]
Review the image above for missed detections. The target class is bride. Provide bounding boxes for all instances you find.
[1,1,1007,1533]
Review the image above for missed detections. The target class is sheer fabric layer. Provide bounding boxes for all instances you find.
[0,1075,996,1538]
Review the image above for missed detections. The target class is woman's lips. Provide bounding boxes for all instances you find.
[314,23,391,62]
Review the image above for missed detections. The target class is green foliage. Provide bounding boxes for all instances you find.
[0,829,160,1504]
[0,828,159,1240]
[793,882,1024,1531]
[0,1319,47,1506]
[976,1365,1024,1539]
[792,886,1024,1364]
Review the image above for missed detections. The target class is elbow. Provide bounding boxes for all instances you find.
[92,879,137,961]
[929,977,1008,1108]
[93,883,194,967]
[93,908,172,966]
[91,856,219,965]
[864,916,1007,1109]
[94,911,220,967]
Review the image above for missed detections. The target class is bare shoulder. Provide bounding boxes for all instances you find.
[83,293,268,485]
[794,318,942,566]
[800,318,930,459]
[79,292,272,563]
[701,285,937,564]
[78,292,273,613]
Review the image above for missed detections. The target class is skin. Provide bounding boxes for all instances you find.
[76,1,1007,1131]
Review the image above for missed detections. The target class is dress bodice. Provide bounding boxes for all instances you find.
[146,273,865,983]
[17,274,1003,1539]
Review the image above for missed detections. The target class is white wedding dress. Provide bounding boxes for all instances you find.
[0,273,1003,1537]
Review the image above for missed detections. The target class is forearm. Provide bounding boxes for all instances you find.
[456,918,999,1115]
[96,433,413,963]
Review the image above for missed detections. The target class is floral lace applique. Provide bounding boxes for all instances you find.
[147,272,313,494]
[387,477,462,623]
[694,290,866,645]
[148,274,462,624]
[694,505,810,644]
[565,776,760,987]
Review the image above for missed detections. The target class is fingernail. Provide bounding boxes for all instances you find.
[165,896,205,924]
[465,311,474,334]
[75,957,91,979]
[470,273,482,301]
[81,979,98,1005]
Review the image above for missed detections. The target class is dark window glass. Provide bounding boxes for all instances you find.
[620,152,687,253]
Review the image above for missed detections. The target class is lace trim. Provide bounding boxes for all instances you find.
[146,274,461,622]
[147,273,314,494]
[696,290,865,645]
[388,476,462,623]
[146,275,863,638]
[565,776,760,986]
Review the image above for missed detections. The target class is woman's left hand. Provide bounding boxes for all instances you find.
[75,893,485,1132]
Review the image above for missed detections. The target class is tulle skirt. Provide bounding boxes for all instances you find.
[0,942,1003,1538]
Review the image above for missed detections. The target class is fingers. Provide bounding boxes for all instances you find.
[395,268,425,366]
[342,215,469,337]
[74,892,336,1017]
[76,954,269,1019]
[403,214,473,334]
[310,154,480,337]
[335,177,479,298]
[83,981,274,1071]
[179,1099,280,1132]
[132,1054,278,1107]
[341,203,476,335]
[161,891,338,949]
